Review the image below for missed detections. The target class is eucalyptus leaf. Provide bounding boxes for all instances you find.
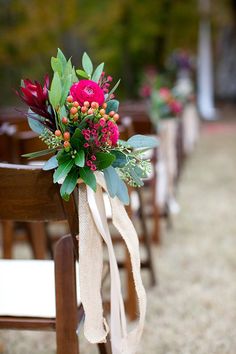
[82,52,93,77]
[111,150,127,168]
[103,166,119,198]
[60,167,79,201]
[75,150,85,167]
[116,178,129,205]
[79,167,96,191]
[128,166,144,187]
[42,155,58,170]
[49,72,62,108]
[127,135,158,149]
[53,159,74,183]
[106,99,119,113]
[91,62,104,82]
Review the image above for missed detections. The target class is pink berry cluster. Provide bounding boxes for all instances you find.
[99,72,113,95]
[53,95,120,171]
[81,118,119,171]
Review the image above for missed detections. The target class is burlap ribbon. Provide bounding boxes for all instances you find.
[78,172,146,354]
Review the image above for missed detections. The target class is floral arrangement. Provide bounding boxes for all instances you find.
[150,87,183,123]
[17,49,157,203]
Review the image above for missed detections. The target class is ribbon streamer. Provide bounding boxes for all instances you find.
[78,172,146,354]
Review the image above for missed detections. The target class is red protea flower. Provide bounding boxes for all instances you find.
[16,75,52,119]
[70,80,105,106]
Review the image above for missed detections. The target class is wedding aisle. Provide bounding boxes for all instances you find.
[0,118,236,353]
[137,119,236,354]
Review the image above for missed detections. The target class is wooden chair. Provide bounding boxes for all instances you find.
[0,163,110,354]
[120,109,162,244]
[0,125,52,259]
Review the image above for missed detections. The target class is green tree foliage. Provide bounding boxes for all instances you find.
[0,0,231,105]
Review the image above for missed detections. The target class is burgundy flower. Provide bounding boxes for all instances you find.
[70,80,105,106]
[16,75,52,120]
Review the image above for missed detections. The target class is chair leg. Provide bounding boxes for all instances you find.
[98,340,112,354]
[28,222,47,259]
[137,190,157,287]
[125,247,138,321]
[54,235,79,354]
[2,220,14,259]
[152,202,161,244]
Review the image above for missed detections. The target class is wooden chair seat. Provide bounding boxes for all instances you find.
[0,260,80,318]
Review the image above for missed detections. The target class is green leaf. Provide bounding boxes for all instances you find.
[58,105,67,121]
[116,178,129,205]
[128,166,144,187]
[127,135,159,149]
[107,79,120,98]
[76,69,89,79]
[75,150,85,167]
[106,99,119,113]
[110,150,127,168]
[103,166,119,198]
[51,57,63,76]
[70,128,84,150]
[56,149,70,163]
[22,148,56,159]
[42,155,58,170]
[91,62,104,82]
[60,74,72,105]
[57,48,67,69]
[134,165,147,178]
[53,159,74,183]
[60,167,79,201]
[79,167,96,192]
[95,152,115,170]
[27,109,45,135]
[63,58,73,78]
[82,52,93,77]
[49,72,62,109]
[118,139,131,148]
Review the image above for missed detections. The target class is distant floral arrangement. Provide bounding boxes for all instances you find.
[17,49,157,202]
[150,87,183,123]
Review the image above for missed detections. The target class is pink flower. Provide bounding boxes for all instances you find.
[170,100,182,115]
[70,80,105,106]
[159,87,171,100]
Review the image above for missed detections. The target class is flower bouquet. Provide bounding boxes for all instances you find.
[17,49,157,354]
[150,87,183,124]
[17,49,157,203]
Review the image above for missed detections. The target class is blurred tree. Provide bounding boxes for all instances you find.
[0,0,230,106]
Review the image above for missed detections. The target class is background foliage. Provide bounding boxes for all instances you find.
[0,0,232,106]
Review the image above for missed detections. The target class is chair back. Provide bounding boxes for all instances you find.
[0,163,78,252]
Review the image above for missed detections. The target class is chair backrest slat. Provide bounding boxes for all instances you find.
[0,163,78,242]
